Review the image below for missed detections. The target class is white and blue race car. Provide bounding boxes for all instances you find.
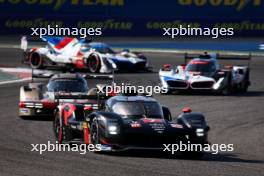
[21,36,150,73]
[159,53,251,95]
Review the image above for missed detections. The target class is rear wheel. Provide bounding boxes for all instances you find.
[53,111,72,143]
[88,54,101,73]
[30,52,43,69]
[181,138,206,159]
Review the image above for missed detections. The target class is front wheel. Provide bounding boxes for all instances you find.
[90,118,100,145]
[87,54,101,73]
[222,72,232,95]
[240,69,250,93]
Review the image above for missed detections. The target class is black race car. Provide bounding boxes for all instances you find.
[53,94,210,157]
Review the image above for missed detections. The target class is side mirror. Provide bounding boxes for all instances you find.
[162,64,172,71]
[84,106,93,116]
[162,106,172,121]
[182,107,192,113]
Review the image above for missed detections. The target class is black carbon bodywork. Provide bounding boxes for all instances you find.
[88,96,210,151]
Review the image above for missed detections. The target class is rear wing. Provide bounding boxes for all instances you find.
[54,93,108,100]
[20,36,92,51]
[31,68,114,81]
[54,93,109,110]
[184,52,251,66]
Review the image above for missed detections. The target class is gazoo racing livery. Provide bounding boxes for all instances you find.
[159,53,251,95]
[53,94,210,158]
[18,73,105,118]
[21,36,149,73]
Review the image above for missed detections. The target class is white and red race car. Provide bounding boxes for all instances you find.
[21,36,149,73]
[159,53,251,95]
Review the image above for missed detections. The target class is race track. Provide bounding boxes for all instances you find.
[0,48,263,176]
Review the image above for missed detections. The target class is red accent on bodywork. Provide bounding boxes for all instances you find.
[84,106,93,111]
[131,123,141,128]
[58,127,63,144]
[180,64,186,70]
[163,64,171,70]
[84,106,93,112]
[224,65,233,69]
[75,59,85,69]
[76,51,83,57]
[83,125,90,144]
[142,119,162,123]
[19,101,26,108]
[42,101,56,109]
[31,48,37,52]
[190,61,209,65]
[182,107,192,113]
[63,104,76,125]
[108,90,117,97]
[55,37,74,49]
[100,138,109,144]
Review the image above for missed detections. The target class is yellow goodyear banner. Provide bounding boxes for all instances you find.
[0,0,263,36]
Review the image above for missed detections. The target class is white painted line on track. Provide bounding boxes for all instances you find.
[0,77,31,85]
[0,44,264,56]
[0,67,32,85]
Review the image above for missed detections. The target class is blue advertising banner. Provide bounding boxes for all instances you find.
[0,0,263,36]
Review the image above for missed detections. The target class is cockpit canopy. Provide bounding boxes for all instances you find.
[186,59,217,73]
[81,42,115,54]
[111,101,163,120]
[47,77,88,93]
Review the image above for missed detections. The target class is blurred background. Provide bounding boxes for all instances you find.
[0,0,263,53]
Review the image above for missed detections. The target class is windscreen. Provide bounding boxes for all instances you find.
[186,61,216,73]
[48,79,88,93]
[112,101,163,119]
[91,45,115,54]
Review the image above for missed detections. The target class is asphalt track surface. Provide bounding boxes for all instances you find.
[0,48,263,176]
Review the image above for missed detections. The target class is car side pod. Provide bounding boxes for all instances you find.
[177,110,208,130]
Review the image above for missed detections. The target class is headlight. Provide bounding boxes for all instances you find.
[105,58,117,69]
[108,124,119,135]
[196,128,204,137]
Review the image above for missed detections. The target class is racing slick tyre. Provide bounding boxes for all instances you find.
[180,138,205,159]
[222,72,232,95]
[90,118,100,145]
[240,68,250,93]
[53,111,72,144]
[87,54,101,73]
[29,52,43,69]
